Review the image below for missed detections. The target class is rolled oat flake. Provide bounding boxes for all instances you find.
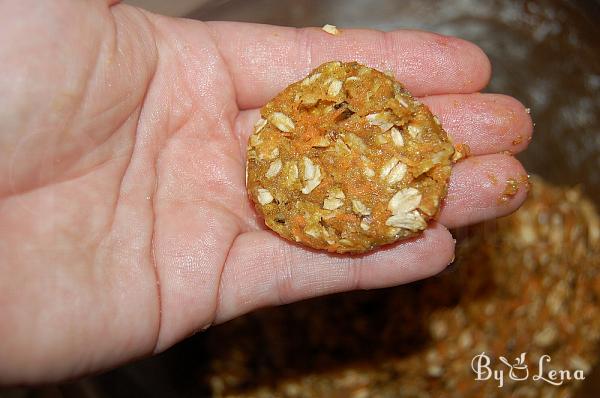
[246,61,455,253]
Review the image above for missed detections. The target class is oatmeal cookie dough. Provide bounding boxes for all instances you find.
[207,177,600,397]
[246,61,455,253]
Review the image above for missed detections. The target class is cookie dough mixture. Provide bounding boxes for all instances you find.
[246,61,455,253]
[206,177,600,397]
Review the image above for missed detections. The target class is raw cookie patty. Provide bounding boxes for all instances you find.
[246,61,455,253]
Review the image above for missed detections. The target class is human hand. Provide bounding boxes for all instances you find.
[0,0,532,384]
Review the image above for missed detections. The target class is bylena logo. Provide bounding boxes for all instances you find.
[471,352,586,388]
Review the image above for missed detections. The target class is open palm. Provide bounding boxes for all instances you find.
[0,0,532,384]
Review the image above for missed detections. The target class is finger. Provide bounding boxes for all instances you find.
[206,22,491,109]
[438,154,528,228]
[235,93,533,156]
[214,223,454,323]
[422,93,533,155]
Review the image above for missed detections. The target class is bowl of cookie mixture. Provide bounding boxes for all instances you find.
[18,0,599,397]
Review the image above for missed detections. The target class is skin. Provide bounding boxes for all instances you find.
[0,0,532,385]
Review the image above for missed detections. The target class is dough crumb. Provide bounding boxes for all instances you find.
[322,24,340,36]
